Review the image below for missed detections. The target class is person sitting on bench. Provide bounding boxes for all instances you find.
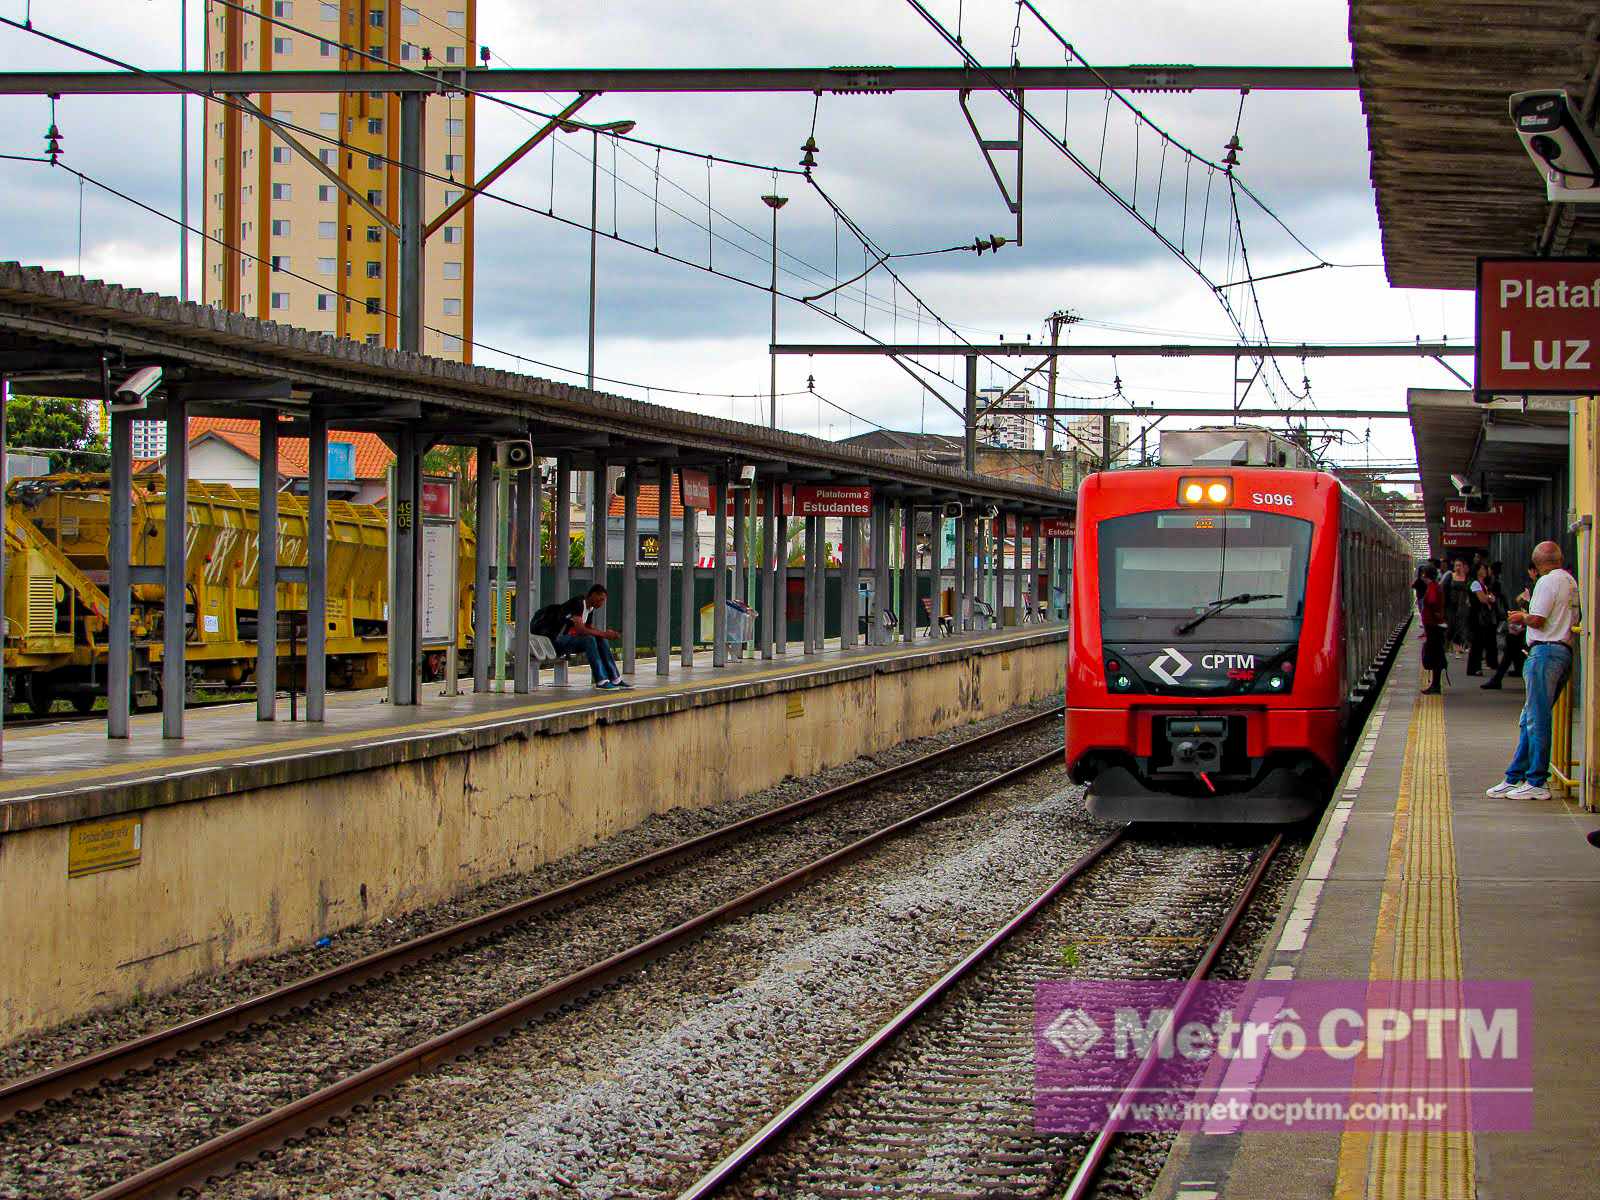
[534,584,631,690]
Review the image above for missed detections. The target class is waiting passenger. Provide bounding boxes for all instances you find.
[1486,541,1579,801]
[1418,564,1446,695]
[534,584,632,691]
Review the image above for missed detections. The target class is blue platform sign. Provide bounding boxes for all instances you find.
[328,440,356,481]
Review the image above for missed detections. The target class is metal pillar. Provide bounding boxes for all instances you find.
[928,507,942,638]
[305,412,328,721]
[1030,521,1041,622]
[529,459,543,686]
[841,515,859,649]
[1009,512,1023,627]
[162,394,187,738]
[1044,536,1057,623]
[731,485,746,604]
[954,511,968,634]
[760,479,778,660]
[473,442,494,691]
[398,91,424,352]
[494,467,509,690]
[108,409,132,738]
[256,416,278,719]
[513,463,534,692]
[964,355,978,472]
[590,457,608,592]
[391,430,420,705]
[898,504,915,643]
[656,462,672,676]
[622,464,639,674]
[873,502,892,645]
[680,501,697,668]
[712,466,729,667]
[554,456,571,685]
[802,515,817,653]
[775,510,788,655]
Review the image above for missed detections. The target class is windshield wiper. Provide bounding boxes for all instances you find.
[1175,592,1283,636]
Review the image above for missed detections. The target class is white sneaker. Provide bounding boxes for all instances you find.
[1506,782,1551,801]
[1485,780,1521,797]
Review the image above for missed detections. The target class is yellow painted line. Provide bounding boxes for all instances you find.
[1333,672,1474,1200]
[0,630,1049,797]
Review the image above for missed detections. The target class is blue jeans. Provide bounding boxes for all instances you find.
[554,633,620,684]
[1503,642,1573,787]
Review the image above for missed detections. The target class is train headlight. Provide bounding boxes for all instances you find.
[1177,476,1232,506]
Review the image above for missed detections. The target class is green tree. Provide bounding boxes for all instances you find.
[5,394,108,472]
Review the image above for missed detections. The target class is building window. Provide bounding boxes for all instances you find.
[444,45,464,64]
[318,184,335,202]
[442,225,462,244]
[367,154,382,170]
[366,225,382,243]
[368,42,382,55]
[445,117,465,136]
[365,333,380,345]
[365,297,381,314]
[443,297,462,316]
[242,148,252,166]
[271,146,290,164]
[317,256,336,274]
[270,254,289,272]
[367,117,383,135]
[443,153,463,173]
[318,220,337,239]
[274,3,293,19]
[319,148,336,166]
[320,39,335,57]
[401,5,419,24]
[270,292,290,310]
[272,36,292,54]
[271,219,291,236]
[366,261,382,278]
[319,111,338,131]
[444,189,461,205]
[271,182,292,200]
[400,43,419,61]
[368,9,383,25]
[443,261,462,280]
[319,2,336,19]
[316,293,335,311]
[441,334,462,352]
[446,9,465,28]
[366,189,383,206]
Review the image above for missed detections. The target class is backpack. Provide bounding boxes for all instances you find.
[531,601,567,639]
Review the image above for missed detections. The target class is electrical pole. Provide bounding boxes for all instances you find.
[762,193,788,427]
[1042,309,1075,489]
[179,0,188,301]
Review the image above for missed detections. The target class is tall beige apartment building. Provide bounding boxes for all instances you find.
[202,0,476,360]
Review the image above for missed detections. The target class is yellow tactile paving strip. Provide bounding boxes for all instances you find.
[1333,680,1475,1200]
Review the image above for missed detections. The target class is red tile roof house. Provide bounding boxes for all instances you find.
[136,418,395,505]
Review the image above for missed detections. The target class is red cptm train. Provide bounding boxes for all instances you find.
[1067,429,1413,824]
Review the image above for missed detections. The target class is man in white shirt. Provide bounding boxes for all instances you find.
[1486,541,1580,801]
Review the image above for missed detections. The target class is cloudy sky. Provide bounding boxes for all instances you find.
[0,0,1476,472]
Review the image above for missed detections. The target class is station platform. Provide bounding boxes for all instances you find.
[1154,656,1600,1200]
[0,623,1066,1042]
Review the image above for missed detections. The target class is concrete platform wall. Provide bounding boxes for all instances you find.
[1,638,1062,1043]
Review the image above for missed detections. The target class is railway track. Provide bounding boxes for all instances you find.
[679,828,1285,1200]
[0,705,1066,1200]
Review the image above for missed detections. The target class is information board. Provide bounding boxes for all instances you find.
[1477,257,1600,394]
[419,476,458,648]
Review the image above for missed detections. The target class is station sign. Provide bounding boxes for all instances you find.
[1477,257,1600,394]
[1039,517,1075,538]
[420,478,455,520]
[1444,499,1525,535]
[793,484,873,516]
[679,468,713,510]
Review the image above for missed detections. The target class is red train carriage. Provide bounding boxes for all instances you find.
[1067,456,1413,823]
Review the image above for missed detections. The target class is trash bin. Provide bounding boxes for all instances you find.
[699,599,757,644]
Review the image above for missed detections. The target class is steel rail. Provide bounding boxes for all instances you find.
[0,705,1063,1126]
[674,824,1131,1200]
[85,740,1065,1200]
[1058,832,1286,1200]
[677,830,1284,1200]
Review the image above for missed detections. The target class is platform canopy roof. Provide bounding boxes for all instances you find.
[1351,0,1600,289]
[0,264,1070,513]
[1407,388,1570,533]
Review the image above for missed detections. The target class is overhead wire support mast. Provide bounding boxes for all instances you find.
[0,65,1359,96]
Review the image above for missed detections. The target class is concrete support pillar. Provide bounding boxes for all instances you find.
[680,500,697,669]
[553,456,571,686]
[305,411,328,721]
[622,463,639,674]
[473,442,494,692]
[162,394,188,738]
[513,462,534,693]
[656,462,672,677]
[712,465,728,668]
[108,409,132,739]
[841,515,860,649]
[256,417,278,719]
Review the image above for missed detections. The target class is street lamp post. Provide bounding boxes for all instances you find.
[761,193,788,428]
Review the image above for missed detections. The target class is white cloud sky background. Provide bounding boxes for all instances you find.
[0,0,1480,475]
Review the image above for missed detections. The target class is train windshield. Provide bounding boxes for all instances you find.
[1097,509,1313,638]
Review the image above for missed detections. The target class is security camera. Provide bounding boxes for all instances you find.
[110,365,163,412]
[1510,90,1600,202]
[980,503,1000,521]
[1449,473,1480,497]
